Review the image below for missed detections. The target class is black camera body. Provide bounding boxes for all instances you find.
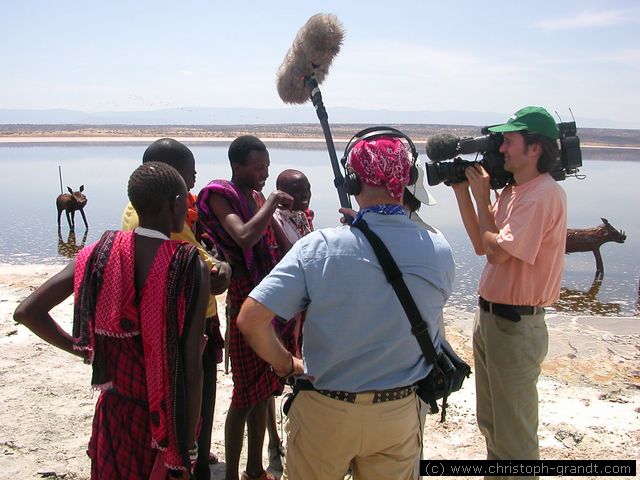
[425,121,583,189]
[552,121,582,181]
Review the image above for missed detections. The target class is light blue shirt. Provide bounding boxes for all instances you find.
[250,212,455,391]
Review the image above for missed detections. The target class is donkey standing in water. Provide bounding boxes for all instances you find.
[565,217,626,278]
[56,185,88,231]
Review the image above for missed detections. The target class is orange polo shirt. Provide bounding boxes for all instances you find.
[478,173,567,307]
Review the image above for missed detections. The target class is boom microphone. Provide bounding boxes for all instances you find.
[425,133,461,162]
[276,13,345,104]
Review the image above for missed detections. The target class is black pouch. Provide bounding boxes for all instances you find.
[416,339,471,422]
[282,379,314,416]
[282,391,297,416]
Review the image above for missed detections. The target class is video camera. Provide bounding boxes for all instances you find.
[425,121,583,189]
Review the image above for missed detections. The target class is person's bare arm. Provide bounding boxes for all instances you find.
[465,165,511,264]
[237,297,303,377]
[207,191,293,250]
[13,262,84,359]
[209,261,231,295]
[182,258,210,447]
[451,182,485,256]
[271,215,293,254]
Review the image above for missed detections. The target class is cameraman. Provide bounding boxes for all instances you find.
[237,135,454,480]
[452,106,567,474]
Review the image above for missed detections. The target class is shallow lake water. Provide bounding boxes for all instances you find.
[1,143,638,316]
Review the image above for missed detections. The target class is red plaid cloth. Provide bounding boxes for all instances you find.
[74,231,200,475]
[227,276,282,408]
[88,335,156,479]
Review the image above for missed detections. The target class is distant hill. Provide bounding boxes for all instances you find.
[0,107,636,130]
[2,123,639,147]
[2,124,639,161]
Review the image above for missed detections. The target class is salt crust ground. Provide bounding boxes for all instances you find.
[1,264,638,479]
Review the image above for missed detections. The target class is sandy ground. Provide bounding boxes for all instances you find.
[1,264,638,479]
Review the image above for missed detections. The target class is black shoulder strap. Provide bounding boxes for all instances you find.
[351,218,439,365]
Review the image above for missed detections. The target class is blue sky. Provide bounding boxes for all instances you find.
[2,0,639,128]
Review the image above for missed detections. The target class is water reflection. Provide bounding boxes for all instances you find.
[57,228,88,258]
[555,278,622,316]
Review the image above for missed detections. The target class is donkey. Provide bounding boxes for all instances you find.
[56,185,88,231]
[565,218,626,278]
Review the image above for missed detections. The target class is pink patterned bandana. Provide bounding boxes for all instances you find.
[347,136,411,201]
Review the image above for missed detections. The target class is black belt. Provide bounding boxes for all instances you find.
[478,297,544,322]
[294,379,415,404]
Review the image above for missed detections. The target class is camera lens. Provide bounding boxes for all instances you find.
[425,160,475,186]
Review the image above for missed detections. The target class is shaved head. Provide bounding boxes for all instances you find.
[276,169,306,189]
[276,169,311,211]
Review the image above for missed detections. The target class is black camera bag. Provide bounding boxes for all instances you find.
[415,338,471,420]
[351,218,471,422]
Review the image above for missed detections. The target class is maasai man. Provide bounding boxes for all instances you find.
[196,135,293,480]
[122,138,231,480]
[14,162,210,479]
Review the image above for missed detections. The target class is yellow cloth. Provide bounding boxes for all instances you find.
[121,202,218,317]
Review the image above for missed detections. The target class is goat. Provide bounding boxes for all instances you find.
[56,185,88,231]
[565,218,626,278]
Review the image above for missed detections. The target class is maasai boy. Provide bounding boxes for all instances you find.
[122,138,232,480]
[14,162,210,479]
[196,135,293,480]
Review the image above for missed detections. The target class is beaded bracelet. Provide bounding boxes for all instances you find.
[188,442,198,462]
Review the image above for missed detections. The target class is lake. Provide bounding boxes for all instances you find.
[1,142,638,317]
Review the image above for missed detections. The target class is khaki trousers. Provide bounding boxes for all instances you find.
[282,390,421,480]
[473,307,549,480]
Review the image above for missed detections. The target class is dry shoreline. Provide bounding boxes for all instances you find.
[1,264,638,479]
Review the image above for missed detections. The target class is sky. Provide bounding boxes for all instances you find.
[2,0,640,128]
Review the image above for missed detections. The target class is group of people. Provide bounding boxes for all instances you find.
[14,105,567,480]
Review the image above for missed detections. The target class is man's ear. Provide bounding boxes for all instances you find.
[230,162,243,176]
[526,141,542,158]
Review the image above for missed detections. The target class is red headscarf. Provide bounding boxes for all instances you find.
[346,136,411,201]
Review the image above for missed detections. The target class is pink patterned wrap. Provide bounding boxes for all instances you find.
[346,136,411,201]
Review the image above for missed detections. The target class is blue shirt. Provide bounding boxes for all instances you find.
[249,211,455,391]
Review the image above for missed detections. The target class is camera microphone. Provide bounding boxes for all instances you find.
[425,133,461,162]
[276,13,345,105]
[275,13,352,213]
[426,132,501,162]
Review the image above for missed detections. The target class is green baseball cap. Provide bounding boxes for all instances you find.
[487,106,559,139]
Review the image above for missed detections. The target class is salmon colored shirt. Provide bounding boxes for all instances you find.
[478,173,567,307]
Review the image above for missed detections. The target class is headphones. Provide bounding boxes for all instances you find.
[340,126,419,196]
